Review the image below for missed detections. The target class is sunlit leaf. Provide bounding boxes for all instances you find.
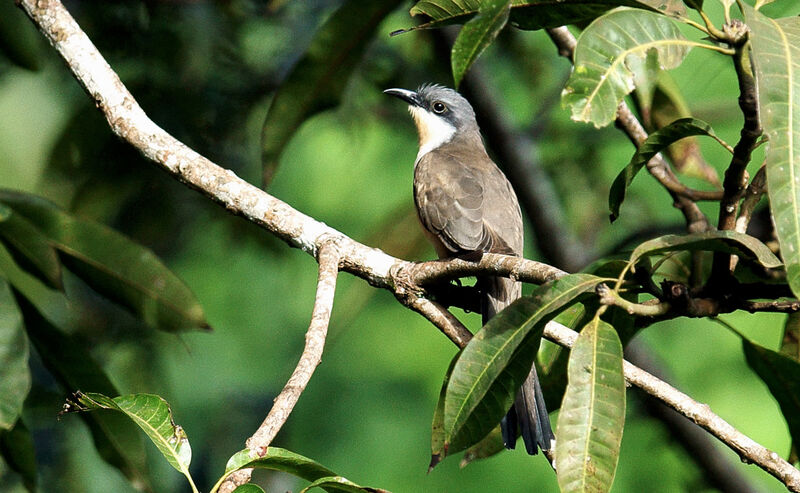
[629,231,782,272]
[609,118,728,221]
[0,204,62,289]
[0,190,208,333]
[556,317,625,493]
[0,279,30,431]
[218,448,380,493]
[407,0,683,32]
[563,8,694,128]
[740,336,800,456]
[745,6,800,298]
[0,418,37,492]
[451,0,510,89]
[63,392,194,487]
[14,292,151,491]
[261,0,403,186]
[443,274,607,454]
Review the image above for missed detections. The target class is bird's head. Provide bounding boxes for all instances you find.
[384,84,478,157]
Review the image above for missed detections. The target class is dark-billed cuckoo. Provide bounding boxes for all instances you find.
[384,84,555,456]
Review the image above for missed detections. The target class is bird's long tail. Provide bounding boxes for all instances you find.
[482,276,555,456]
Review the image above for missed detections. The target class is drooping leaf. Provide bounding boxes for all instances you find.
[261,0,403,186]
[0,190,208,332]
[430,350,461,469]
[217,448,378,493]
[443,274,607,454]
[0,418,37,492]
[629,231,782,270]
[63,392,195,488]
[407,0,684,32]
[0,279,30,431]
[740,336,800,455]
[459,425,504,467]
[14,292,152,491]
[0,204,62,289]
[556,317,625,493]
[562,8,694,128]
[451,0,511,89]
[745,6,800,298]
[609,118,729,221]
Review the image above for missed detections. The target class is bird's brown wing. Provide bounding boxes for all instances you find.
[413,150,514,256]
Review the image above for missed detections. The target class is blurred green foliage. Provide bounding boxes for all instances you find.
[0,0,796,492]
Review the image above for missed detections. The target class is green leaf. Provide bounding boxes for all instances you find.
[300,476,382,493]
[443,273,607,453]
[562,8,694,128]
[217,448,377,493]
[14,291,152,491]
[740,336,800,456]
[609,118,728,221]
[232,486,266,493]
[0,204,63,289]
[430,351,461,469]
[261,0,403,186]
[0,279,30,431]
[459,425,504,467]
[556,317,625,493]
[451,0,511,89]
[408,0,683,32]
[629,231,783,270]
[745,7,800,298]
[63,392,195,488]
[782,312,800,361]
[0,190,208,332]
[0,418,37,492]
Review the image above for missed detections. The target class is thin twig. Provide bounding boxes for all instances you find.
[408,253,566,286]
[17,2,800,489]
[218,241,341,492]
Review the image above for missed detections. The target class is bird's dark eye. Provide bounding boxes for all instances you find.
[432,101,447,114]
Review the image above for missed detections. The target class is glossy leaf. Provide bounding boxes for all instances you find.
[408,0,683,32]
[451,0,511,89]
[14,292,151,490]
[443,274,606,454]
[64,393,193,478]
[261,0,403,186]
[629,231,782,270]
[556,317,625,493]
[741,336,800,455]
[0,190,208,332]
[217,448,379,493]
[563,8,693,128]
[0,204,62,289]
[745,6,800,298]
[609,118,728,221]
[0,279,30,431]
[0,418,37,492]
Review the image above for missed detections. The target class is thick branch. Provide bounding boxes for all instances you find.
[18,3,799,489]
[219,241,341,492]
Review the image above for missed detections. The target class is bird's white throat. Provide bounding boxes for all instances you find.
[408,105,456,162]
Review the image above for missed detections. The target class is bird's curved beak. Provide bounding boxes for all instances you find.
[384,88,422,107]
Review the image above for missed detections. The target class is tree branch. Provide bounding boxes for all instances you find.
[219,240,341,492]
[17,2,800,490]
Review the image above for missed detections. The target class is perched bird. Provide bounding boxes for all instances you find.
[384,84,555,456]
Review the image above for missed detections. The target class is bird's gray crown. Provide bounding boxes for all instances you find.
[415,84,478,131]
